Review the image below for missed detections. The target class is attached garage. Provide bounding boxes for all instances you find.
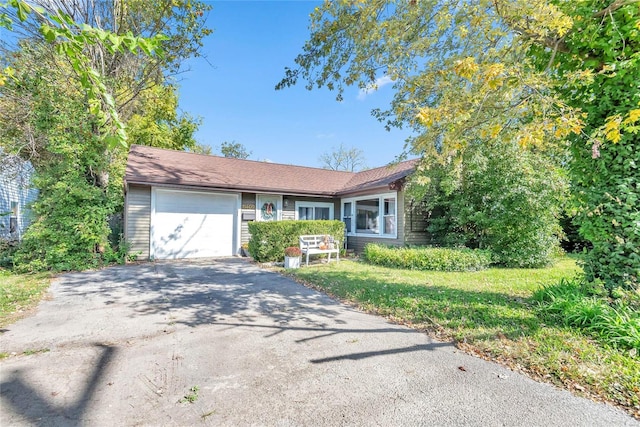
[150,188,240,259]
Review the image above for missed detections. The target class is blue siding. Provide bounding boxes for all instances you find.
[0,160,38,241]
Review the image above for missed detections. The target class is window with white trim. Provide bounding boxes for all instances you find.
[342,202,352,233]
[295,201,334,220]
[383,197,396,235]
[342,192,397,238]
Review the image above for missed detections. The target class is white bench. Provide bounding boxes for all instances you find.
[299,235,340,266]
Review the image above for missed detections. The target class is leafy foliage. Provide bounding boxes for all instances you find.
[0,1,208,272]
[530,0,640,292]
[413,141,567,267]
[280,0,639,291]
[248,220,344,262]
[363,244,492,272]
[126,85,201,151]
[278,0,577,152]
[1,0,168,148]
[219,141,251,159]
[7,82,121,271]
[534,278,640,352]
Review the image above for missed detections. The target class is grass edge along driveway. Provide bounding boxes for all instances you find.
[0,270,51,332]
[285,257,640,420]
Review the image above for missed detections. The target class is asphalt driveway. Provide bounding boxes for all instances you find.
[0,258,637,426]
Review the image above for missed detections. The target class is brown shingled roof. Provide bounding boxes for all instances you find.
[125,145,416,196]
[337,159,418,195]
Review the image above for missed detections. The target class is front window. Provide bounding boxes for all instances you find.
[342,192,397,238]
[295,201,334,220]
[356,198,379,234]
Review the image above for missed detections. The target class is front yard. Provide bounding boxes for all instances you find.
[286,257,640,418]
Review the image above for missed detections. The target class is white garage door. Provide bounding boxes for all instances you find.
[152,189,238,259]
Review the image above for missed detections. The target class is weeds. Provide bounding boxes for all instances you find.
[179,385,199,404]
[533,278,640,352]
[22,348,50,356]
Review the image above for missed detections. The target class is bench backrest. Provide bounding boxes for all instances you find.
[299,234,338,249]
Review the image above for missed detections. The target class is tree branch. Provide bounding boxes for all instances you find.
[593,0,639,18]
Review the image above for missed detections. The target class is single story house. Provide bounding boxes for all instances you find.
[124,144,429,259]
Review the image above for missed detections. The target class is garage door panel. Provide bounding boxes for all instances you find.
[155,192,236,215]
[152,190,237,259]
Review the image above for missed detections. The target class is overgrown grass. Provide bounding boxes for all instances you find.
[0,269,52,327]
[534,279,640,352]
[286,257,640,418]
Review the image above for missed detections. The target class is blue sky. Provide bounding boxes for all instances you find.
[177,1,415,168]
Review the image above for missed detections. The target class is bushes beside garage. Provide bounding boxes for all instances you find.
[363,243,493,272]
[248,220,345,262]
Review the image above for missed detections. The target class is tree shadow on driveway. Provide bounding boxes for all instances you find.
[0,344,116,426]
[50,258,348,330]
[0,258,454,425]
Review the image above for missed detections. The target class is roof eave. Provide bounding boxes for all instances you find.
[124,177,339,197]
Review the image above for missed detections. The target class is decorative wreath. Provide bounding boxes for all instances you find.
[261,202,276,220]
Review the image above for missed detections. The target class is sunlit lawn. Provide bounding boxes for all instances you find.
[286,257,640,418]
[0,269,51,328]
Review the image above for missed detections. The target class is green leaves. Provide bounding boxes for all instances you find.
[1,0,210,272]
[11,0,30,22]
[285,0,639,290]
[2,1,171,148]
[410,140,567,268]
[363,244,493,272]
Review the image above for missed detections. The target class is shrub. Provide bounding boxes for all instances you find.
[248,220,344,262]
[285,246,302,257]
[363,243,493,272]
[0,238,19,269]
[13,174,114,272]
[411,141,567,268]
[533,278,640,352]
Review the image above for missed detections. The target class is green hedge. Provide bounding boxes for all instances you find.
[363,243,493,272]
[248,220,345,262]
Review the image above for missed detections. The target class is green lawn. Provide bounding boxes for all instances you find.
[0,269,52,328]
[286,257,640,418]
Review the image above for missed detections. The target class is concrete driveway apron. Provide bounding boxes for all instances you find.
[1,258,637,426]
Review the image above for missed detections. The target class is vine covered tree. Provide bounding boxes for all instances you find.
[278,0,639,291]
[0,0,211,270]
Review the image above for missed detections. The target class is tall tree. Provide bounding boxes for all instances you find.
[319,143,366,171]
[278,0,639,291]
[0,1,210,270]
